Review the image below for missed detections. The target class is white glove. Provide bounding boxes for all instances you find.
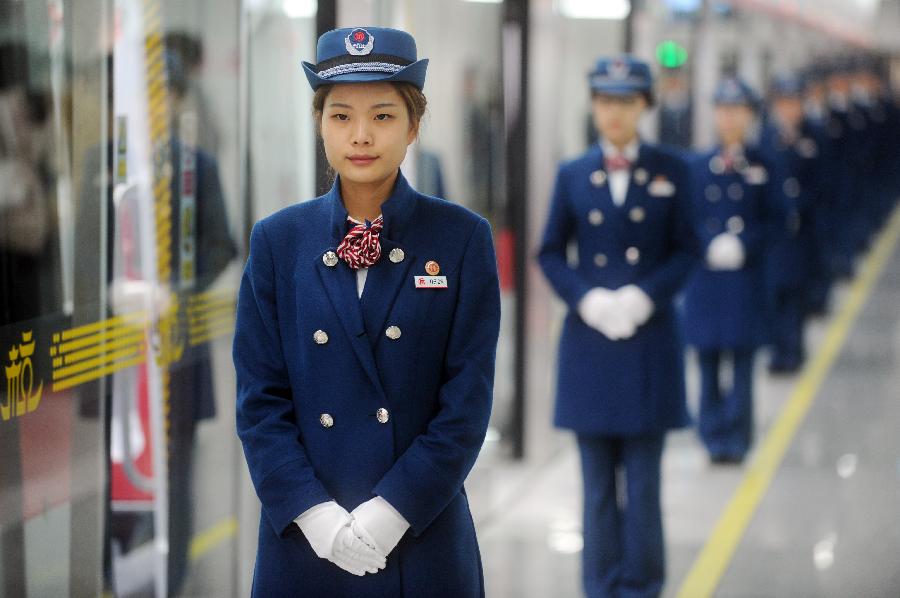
[615,285,655,328]
[578,288,637,341]
[351,496,410,559]
[295,501,386,576]
[706,233,745,270]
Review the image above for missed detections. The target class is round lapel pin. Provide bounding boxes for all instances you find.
[425,260,441,275]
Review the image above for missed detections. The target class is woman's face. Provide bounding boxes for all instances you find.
[591,93,647,147]
[772,96,804,129]
[714,104,752,145]
[320,82,417,187]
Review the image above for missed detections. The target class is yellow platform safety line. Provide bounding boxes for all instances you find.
[189,516,238,562]
[675,203,900,598]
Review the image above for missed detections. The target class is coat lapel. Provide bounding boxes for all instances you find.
[315,171,420,377]
[359,173,419,348]
[590,145,627,240]
[360,237,415,348]
[313,181,387,396]
[621,143,650,210]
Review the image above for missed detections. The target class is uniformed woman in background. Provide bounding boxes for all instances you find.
[681,77,781,464]
[233,27,501,598]
[538,56,697,598]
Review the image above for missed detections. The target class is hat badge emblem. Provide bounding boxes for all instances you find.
[608,58,630,80]
[345,28,375,56]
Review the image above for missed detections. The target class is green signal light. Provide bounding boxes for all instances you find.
[656,40,688,68]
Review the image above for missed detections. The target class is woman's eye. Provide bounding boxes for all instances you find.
[374,113,393,121]
[332,113,349,121]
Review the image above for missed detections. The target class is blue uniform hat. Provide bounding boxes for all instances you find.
[713,77,759,109]
[802,63,828,84]
[302,27,428,91]
[589,55,655,103]
[769,73,805,98]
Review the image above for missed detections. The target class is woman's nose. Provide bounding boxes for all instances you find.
[351,121,372,145]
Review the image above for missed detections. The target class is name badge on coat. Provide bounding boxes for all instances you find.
[648,176,675,197]
[415,276,448,289]
[743,165,768,185]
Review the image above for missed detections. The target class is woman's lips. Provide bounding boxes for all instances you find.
[348,155,378,166]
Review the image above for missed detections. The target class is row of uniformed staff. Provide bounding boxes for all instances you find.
[538,55,900,597]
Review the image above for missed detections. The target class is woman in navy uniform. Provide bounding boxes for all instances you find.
[233,27,500,598]
[759,73,827,373]
[682,77,782,463]
[538,56,696,598]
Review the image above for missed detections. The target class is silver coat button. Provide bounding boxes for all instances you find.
[590,170,607,187]
[320,413,334,428]
[706,217,721,234]
[705,184,722,202]
[593,253,608,268]
[389,248,405,263]
[376,408,390,424]
[783,177,801,198]
[385,325,402,340]
[727,183,744,201]
[625,247,641,265]
[633,168,649,185]
[313,330,329,345]
[588,209,604,226]
[323,251,338,267]
[629,207,646,223]
[727,216,745,234]
[709,155,725,174]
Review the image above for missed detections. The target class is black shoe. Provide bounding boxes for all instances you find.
[710,454,744,466]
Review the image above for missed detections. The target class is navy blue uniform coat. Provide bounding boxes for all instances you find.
[234,174,500,597]
[538,144,696,436]
[682,146,782,349]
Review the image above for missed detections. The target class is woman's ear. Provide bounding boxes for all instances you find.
[407,122,419,145]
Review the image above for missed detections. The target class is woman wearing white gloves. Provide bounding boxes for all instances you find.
[538,55,697,598]
[681,77,783,464]
[234,27,500,597]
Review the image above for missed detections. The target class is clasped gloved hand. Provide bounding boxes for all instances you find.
[614,284,654,328]
[295,501,386,576]
[706,233,745,270]
[578,287,637,341]
[351,496,410,559]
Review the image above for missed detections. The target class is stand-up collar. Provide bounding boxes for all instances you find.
[327,170,419,242]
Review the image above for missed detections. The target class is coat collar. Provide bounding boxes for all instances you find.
[327,170,419,243]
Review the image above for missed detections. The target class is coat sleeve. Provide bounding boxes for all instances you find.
[373,218,500,536]
[635,156,699,305]
[537,165,593,309]
[234,221,332,537]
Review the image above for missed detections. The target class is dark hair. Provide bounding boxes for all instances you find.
[312,82,427,135]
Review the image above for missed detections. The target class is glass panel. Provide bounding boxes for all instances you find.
[247,0,317,220]
[402,0,514,456]
[0,0,110,595]
[103,0,245,595]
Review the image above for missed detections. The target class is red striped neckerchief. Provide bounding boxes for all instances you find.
[336,215,384,269]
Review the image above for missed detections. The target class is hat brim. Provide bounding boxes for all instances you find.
[302,58,429,91]
[589,85,655,106]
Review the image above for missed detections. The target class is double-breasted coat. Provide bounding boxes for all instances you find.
[681,146,782,350]
[757,121,825,296]
[234,173,501,597]
[538,143,697,436]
